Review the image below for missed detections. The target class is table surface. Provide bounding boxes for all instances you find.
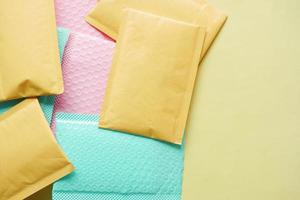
[26,0,300,199]
[183,0,300,199]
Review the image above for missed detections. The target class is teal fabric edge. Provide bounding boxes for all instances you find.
[53,191,181,200]
[57,27,70,61]
[54,112,186,144]
[0,27,70,124]
[53,112,184,200]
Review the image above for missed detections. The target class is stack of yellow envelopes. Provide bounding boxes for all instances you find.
[0,0,74,199]
[86,0,227,144]
[1,0,227,199]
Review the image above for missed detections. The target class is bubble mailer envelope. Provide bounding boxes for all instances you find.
[0,99,74,200]
[55,0,103,37]
[53,113,184,200]
[99,9,205,144]
[0,28,70,124]
[51,32,115,128]
[0,0,63,101]
[86,0,227,59]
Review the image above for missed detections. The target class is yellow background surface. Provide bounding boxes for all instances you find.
[183,0,300,199]
[26,0,300,199]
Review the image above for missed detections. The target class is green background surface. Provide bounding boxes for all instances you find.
[26,0,300,199]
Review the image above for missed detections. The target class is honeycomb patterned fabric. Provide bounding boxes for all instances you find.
[0,28,70,124]
[51,32,115,130]
[53,113,184,200]
[55,0,104,38]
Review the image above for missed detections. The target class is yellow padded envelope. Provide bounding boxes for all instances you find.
[0,0,63,101]
[86,0,226,59]
[0,99,74,200]
[99,9,205,144]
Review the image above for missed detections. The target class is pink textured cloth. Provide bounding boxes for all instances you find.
[51,32,115,129]
[55,0,104,38]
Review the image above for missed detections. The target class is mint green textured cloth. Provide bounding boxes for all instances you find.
[53,113,184,200]
[0,27,69,124]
